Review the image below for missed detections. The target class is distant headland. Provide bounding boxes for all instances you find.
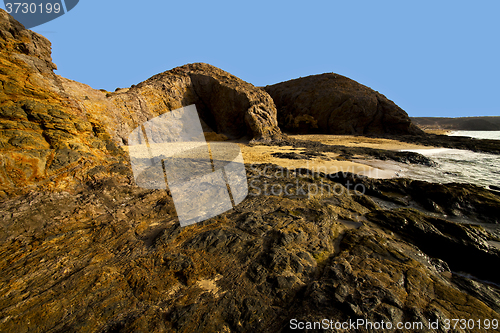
[412,116,500,131]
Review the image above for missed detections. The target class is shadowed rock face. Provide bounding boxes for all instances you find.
[265,73,423,136]
[58,63,283,150]
[155,64,282,141]
[99,63,283,144]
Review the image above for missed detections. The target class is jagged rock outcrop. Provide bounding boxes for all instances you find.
[265,73,423,136]
[63,63,283,146]
[0,9,127,197]
[1,164,499,332]
[0,9,56,74]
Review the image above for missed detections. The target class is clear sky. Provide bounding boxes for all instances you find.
[2,0,499,117]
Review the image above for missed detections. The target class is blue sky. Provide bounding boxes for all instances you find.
[2,0,499,117]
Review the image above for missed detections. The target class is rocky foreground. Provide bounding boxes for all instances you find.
[1,157,500,332]
[1,8,500,333]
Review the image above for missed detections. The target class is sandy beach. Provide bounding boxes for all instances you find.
[237,135,438,179]
[289,134,437,150]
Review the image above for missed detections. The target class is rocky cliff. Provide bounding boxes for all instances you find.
[0,9,126,197]
[0,9,281,196]
[61,63,283,146]
[265,73,423,136]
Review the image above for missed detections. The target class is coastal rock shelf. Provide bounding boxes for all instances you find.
[1,164,499,332]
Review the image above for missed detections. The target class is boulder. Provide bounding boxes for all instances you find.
[264,73,423,136]
[126,63,282,141]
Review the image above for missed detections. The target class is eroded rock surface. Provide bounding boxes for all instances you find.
[1,164,500,332]
[0,9,127,197]
[63,62,283,146]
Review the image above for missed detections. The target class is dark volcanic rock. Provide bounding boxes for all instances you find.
[391,132,500,155]
[283,227,499,332]
[2,164,500,332]
[323,171,500,224]
[366,208,500,284]
[265,73,423,136]
[274,136,437,166]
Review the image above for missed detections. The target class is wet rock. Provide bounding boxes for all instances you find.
[395,133,500,155]
[1,162,500,332]
[490,184,500,191]
[281,227,500,332]
[275,136,437,166]
[323,171,500,224]
[408,180,500,223]
[365,208,500,283]
[451,274,500,314]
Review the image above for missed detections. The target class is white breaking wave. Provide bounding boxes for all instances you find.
[448,130,500,140]
[399,130,500,188]
[399,148,500,189]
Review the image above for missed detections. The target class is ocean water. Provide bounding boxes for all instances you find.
[400,131,500,189]
[448,130,500,140]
